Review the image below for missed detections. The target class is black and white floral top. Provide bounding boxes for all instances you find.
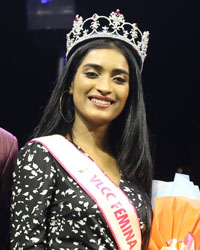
[10,141,149,250]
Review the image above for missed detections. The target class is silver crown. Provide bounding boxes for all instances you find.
[66,10,150,67]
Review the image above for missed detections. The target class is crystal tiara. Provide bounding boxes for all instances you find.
[66,10,150,68]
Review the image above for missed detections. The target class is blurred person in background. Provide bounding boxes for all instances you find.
[0,127,18,250]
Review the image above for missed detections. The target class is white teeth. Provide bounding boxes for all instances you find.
[91,98,111,105]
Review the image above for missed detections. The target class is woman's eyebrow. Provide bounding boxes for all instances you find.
[83,63,102,71]
[112,69,129,76]
[83,64,129,75]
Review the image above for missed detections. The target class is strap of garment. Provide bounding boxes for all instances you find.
[30,134,142,250]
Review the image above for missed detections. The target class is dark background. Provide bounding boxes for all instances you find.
[1,0,200,184]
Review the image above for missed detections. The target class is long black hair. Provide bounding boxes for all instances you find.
[34,39,153,248]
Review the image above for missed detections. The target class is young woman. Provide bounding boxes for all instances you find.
[10,10,153,250]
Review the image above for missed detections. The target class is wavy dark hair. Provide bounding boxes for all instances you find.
[34,39,153,249]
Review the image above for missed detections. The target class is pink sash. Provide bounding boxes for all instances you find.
[31,134,142,250]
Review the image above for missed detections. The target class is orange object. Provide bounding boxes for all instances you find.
[148,196,200,250]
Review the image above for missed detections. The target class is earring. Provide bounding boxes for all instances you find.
[59,90,75,123]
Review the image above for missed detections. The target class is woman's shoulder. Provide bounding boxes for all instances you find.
[19,140,45,153]
[17,140,52,166]
[20,140,48,153]
[14,140,59,182]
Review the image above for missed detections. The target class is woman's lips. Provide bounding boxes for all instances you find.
[88,95,115,107]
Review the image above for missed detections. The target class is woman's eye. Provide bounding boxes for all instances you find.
[85,71,99,79]
[113,76,126,84]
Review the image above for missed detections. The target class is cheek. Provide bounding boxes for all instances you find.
[72,84,89,107]
[120,87,129,105]
[73,76,92,94]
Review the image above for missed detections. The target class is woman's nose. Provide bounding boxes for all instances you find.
[96,76,112,95]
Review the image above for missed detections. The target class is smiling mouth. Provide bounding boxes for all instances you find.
[90,98,112,105]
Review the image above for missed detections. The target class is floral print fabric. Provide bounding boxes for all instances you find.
[10,142,148,249]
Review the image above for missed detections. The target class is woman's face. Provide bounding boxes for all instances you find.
[70,48,130,127]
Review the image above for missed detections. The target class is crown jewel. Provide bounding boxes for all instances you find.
[66,10,149,67]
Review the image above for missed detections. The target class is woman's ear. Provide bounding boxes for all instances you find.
[69,82,74,94]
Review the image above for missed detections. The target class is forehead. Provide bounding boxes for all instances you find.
[79,48,129,71]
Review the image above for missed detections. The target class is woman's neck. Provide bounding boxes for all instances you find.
[70,118,110,154]
[68,118,120,186]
